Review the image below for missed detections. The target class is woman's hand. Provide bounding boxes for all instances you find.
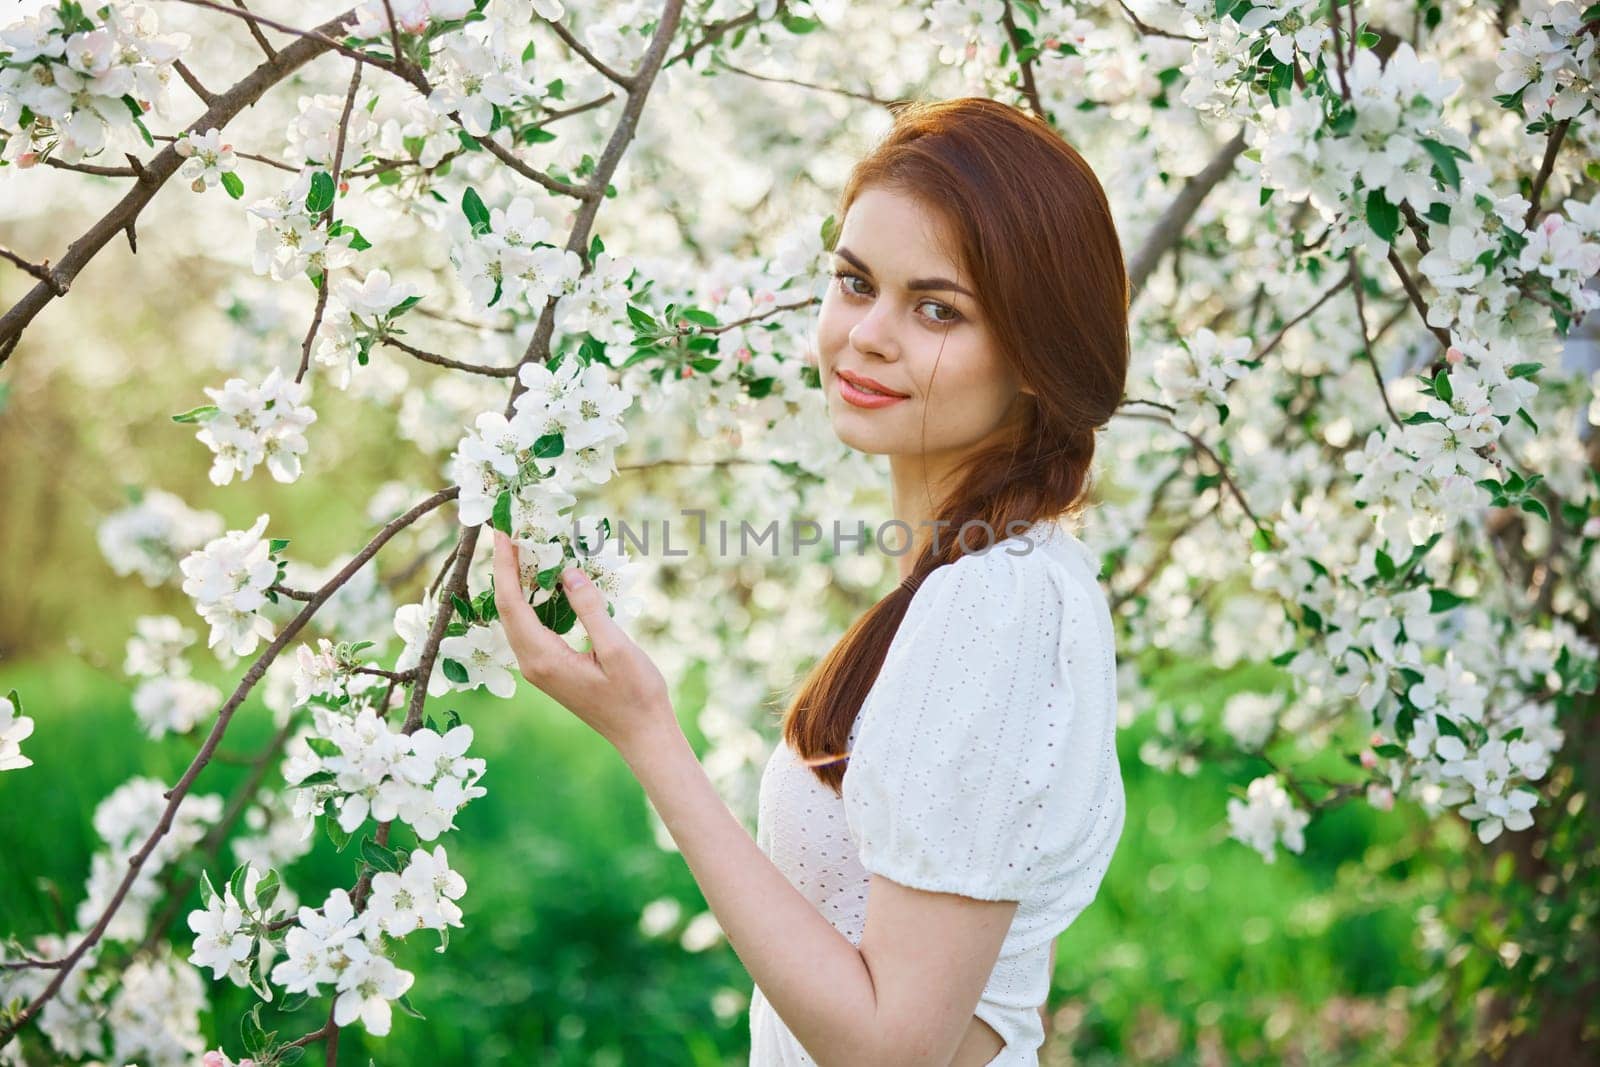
[490,529,677,754]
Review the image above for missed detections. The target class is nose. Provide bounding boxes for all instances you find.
[847,300,902,363]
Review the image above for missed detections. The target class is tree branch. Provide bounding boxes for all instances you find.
[0,8,360,366]
[1127,129,1249,301]
[0,486,458,1048]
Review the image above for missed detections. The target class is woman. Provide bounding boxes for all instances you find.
[491,96,1129,1066]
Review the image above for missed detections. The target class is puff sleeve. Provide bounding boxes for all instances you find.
[841,542,1092,903]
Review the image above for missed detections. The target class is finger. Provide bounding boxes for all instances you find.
[560,567,628,660]
[491,530,570,673]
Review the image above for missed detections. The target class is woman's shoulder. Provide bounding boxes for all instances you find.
[912,516,1101,629]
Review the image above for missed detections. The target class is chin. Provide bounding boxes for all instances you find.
[827,411,904,456]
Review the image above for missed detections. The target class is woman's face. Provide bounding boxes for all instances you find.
[815,185,1029,463]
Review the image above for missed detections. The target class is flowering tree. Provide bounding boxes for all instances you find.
[1,0,1598,1061]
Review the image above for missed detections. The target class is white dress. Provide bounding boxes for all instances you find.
[748,517,1126,1066]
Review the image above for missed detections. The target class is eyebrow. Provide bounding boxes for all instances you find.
[832,246,975,299]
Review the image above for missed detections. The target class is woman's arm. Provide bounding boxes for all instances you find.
[488,533,1015,1066]
[620,723,1017,1067]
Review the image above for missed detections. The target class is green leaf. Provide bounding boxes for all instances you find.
[1419,138,1461,190]
[1435,713,1465,740]
[269,538,291,555]
[1365,187,1400,242]
[819,213,839,252]
[1429,588,1468,612]
[229,863,250,906]
[1374,549,1396,581]
[451,591,476,624]
[220,171,245,199]
[200,869,219,910]
[491,489,513,535]
[627,303,659,332]
[680,307,719,327]
[532,432,564,459]
[170,404,219,424]
[1373,743,1405,758]
[305,735,339,758]
[396,992,428,1019]
[1520,496,1550,521]
[442,658,470,685]
[306,170,336,214]
[323,800,353,851]
[535,591,578,634]
[1507,361,1542,379]
[462,187,492,235]
[1432,367,1453,404]
[1250,527,1273,552]
[361,835,400,873]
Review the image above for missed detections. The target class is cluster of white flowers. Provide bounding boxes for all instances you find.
[179,514,282,657]
[187,865,283,987]
[124,615,223,738]
[0,934,108,1060]
[1245,40,1465,252]
[284,89,378,167]
[105,945,210,1066]
[79,777,223,946]
[425,27,543,137]
[1151,326,1252,433]
[1495,0,1599,122]
[552,249,637,346]
[0,2,187,165]
[349,0,476,38]
[96,489,224,587]
[314,268,423,389]
[0,691,33,771]
[284,707,486,841]
[175,127,238,193]
[248,170,357,281]
[1220,690,1283,752]
[192,365,318,485]
[1226,774,1310,863]
[267,845,466,1038]
[450,195,584,311]
[451,355,632,529]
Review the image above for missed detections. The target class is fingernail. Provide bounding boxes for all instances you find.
[563,568,588,589]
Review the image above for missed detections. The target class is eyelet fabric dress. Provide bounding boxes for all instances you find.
[748,517,1127,1066]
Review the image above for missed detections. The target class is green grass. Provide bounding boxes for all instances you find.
[0,654,1433,1064]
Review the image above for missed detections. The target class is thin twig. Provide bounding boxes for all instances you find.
[543,16,634,89]
[380,336,518,377]
[0,246,67,295]
[1252,274,1352,362]
[173,59,218,105]
[1386,246,1454,350]
[297,62,363,385]
[1116,0,1205,41]
[1349,254,1401,428]
[709,57,897,108]
[1001,1,1046,120]
[231,0,279,58]
[1524,116,1573,230]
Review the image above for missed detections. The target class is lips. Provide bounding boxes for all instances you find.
[836,369,909,398]
[835,369,910,410]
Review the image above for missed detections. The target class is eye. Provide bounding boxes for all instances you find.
[832,269,871,298]
[830,270,963,327]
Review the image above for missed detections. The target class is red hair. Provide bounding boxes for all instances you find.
[780,96,1130,794]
